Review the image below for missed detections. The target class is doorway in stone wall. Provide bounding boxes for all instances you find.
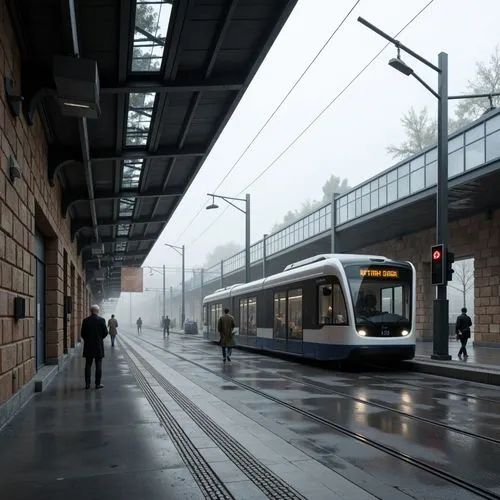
[34,231,46,370]
[449,257,475,341]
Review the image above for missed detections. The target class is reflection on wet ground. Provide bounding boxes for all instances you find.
[136,330,500,498]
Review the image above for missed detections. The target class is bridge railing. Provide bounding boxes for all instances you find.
[335,109,500,225]
[184,108,500,291]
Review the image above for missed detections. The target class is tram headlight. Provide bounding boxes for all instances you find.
[401,329,409,337]
[358,329,367,337]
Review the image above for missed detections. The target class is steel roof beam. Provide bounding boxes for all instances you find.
[78,235,157,254]
[72,215,171,239]
[62,186,183,217]
[49,147,204,183]
[91,146,205,162]
[84,251,148,264]
[100,76,243,94]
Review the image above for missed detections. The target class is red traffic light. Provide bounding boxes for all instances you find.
[432,249,442,261]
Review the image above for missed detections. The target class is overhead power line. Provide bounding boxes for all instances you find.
[186,0,435,247]
[175,0,363,243]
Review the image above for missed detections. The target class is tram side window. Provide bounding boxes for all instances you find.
[239,299,248,335]
[318,283,348,325]
[239,297,257,336]
[274,292,286,339]
[288,289,303,339]
[210,304,216,333]
[248,297,257,335]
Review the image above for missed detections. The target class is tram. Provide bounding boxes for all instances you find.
[202,254,416,361]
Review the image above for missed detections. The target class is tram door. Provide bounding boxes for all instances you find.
[35,231,46,369]
[273,289,303,354]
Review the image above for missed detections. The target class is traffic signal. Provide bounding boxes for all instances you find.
[446,251,455,281]
[431,244,445,285]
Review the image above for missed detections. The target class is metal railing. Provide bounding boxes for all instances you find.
[182,108,500,289]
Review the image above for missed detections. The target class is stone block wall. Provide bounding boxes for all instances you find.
[0,1,88,405]
[357,209,500,345]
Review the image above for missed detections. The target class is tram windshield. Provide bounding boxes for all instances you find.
[344,264,412,326]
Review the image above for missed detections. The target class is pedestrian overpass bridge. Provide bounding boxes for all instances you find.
[179,108,500,346]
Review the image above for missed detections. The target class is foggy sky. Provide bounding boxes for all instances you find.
[142,0,500,273]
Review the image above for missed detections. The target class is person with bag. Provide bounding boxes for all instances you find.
[456,307,472,360]
[218,308,235,362]
[108,314,118,347]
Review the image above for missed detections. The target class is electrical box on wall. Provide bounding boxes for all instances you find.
[14,297,26,321]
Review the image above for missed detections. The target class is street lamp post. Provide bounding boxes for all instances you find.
[359,18,500,361]
[358,17,451,360]
[165,243,185,327]
[144,265,167,326]
[206,193,251,283]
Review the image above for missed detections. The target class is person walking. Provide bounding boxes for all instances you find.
[456,307,472,360]
[136,317,142,335]
[163,315,170,338]
[218,308,235,362]
[81,305,108,389]
[108,314,118,347]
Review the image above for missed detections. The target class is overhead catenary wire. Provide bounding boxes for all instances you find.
[174,0,363,243]
[185,0,436,247]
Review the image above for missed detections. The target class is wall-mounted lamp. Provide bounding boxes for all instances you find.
[4,76,23,117]
[53,55,101,118]
[14,297,26,321]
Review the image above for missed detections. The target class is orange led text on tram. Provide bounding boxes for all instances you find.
[359,269,399,279]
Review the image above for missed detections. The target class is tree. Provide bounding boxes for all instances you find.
[388,46,500,160]
[270,174,350,232]
[450,260,474,309]
[387,107,437,160]
[455,45,500,123]
[133,3,163,72]
[320,175,350,203]
[204,242,243,268]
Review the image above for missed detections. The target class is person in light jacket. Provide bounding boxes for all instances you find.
[108,314,118,347]
[218,308,235,362]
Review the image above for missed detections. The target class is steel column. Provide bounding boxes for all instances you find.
[432,52,451,360]
[245,193,251,283]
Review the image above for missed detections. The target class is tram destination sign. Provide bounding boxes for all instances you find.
[359,268,400,279]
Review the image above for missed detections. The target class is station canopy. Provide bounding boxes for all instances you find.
[10,0,297,299]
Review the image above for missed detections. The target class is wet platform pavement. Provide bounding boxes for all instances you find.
[412,340,500,385]
[1,330,500,499]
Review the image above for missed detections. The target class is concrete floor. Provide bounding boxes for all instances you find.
[1,329,500,499]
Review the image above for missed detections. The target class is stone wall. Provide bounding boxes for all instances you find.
[0,1,87,405]
[358,209,500,345]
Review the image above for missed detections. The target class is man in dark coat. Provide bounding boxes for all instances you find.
[81,305,108,389]
[456,307,472,360]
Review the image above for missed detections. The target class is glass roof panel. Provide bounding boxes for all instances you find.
[122,159,143,189]
[125,92,156,146]
[117,224,131,237]
[119,198,136,217]
[131,1,173,72]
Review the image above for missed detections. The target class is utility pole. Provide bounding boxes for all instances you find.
[162,264,166,323]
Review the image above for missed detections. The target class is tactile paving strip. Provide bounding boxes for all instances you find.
[122,348,233,499]
[125,341,306,500]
